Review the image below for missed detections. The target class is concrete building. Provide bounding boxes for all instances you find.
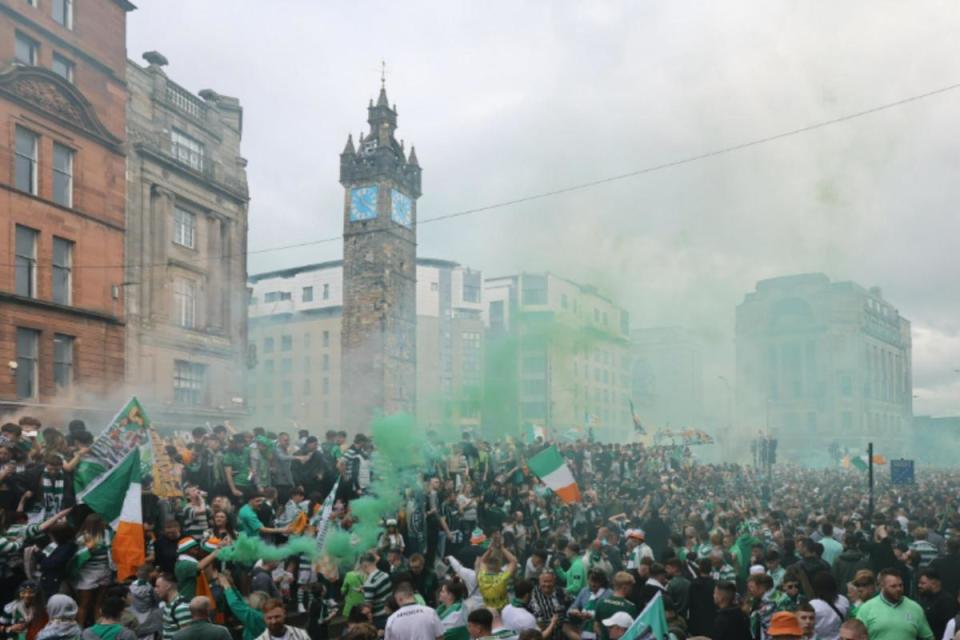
[246,259,483,432]
[630,327,704,430]
[339,83,421,430]
[735,273,912,464]
[911,415,960,467]
[0,0,133,420]
[124,53,249,428]
[483,273,631,439]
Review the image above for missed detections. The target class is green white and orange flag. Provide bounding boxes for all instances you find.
[527,445,581,504]
[80,447,144,582]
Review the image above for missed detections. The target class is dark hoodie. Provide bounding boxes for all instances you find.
[832,549,868,589]
[713,605,750,640]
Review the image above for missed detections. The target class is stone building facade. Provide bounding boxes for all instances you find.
[735,273,912,463]
[339,84,420,430]
[246,259,482,433]
[483,273,632,439]
[0,0,133,421]
[124,53,249,428]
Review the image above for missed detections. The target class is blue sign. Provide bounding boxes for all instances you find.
[890,459,914,485]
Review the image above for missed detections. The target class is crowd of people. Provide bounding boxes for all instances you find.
[0,415,956,640]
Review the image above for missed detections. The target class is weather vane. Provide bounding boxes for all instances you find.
[380,59,387,89]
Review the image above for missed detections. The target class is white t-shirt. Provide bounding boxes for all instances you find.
[942,618,956,640]
[385,604,445,640]
[501,604,538,632]
[811,595,850,640]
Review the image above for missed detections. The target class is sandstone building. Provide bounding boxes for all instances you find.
[0,0,133,419]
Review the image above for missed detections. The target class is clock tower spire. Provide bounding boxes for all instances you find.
[340,82,420,431]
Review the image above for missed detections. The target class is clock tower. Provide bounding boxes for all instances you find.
[339,83,421,430]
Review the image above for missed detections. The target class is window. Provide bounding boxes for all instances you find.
[15,127,38,194]
[52,143,74,207]
[303,356,311,370]
[173,278,197,328]
[302,286,314,302]
[322,354,330,371]
[522,275,547,305]
[263,360,274,374]
[174,360,206,405]
[463,271,481,303]
[52,0,73,29]
[53,334,74,390]
[281,380,292,397]
[52,237,73,304]
[322,283,330,300]
[15,32,38,65]
[281,335,292,351]
[263,337,274,353]
[281,358,292,374]
[15,225,38,298]
[561,294,568,309]
[322,377,330,394]
[489,300,505,332]
[52,53,74,82]
[264,291,291,303]
[322,330,330,348]
[303,379,311,394]
[173,207,196,248]
[304,333,311,349]
[171,129,204,171]
[462,331,481,385]
[16,328,39,399]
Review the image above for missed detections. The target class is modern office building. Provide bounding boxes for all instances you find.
[247,259,482,432]
[483,273,631,439]
[630,326,704,430]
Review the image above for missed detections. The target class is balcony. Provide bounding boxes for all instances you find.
[165,82,208,121]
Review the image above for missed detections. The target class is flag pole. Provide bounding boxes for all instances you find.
[867,442,874,523]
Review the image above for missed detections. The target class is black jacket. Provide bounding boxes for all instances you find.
[931,553,960,596]
[687,576,716,637]
[918,589,958,640]
[713,605,750,640]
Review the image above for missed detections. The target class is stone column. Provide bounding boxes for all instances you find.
[206,215,223,331]
[150,185,173,323]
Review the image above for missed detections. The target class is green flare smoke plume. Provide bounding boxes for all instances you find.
[218,533,319,563]
[321,412,425,566]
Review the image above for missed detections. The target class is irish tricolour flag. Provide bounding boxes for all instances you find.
[527,446,581,503]
[81,448,144,582]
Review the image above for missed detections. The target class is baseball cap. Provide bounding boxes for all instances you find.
[768,612,803,637]
[602,612,634,628]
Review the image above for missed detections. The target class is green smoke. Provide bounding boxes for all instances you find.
[321,413,426,567]
[218,533,318,563]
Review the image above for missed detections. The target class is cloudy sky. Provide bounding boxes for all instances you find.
[129,1,960,417]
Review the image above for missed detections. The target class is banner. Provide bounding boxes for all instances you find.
[76,397,151,499]
[150,429,183,498]
[315,479,341,550]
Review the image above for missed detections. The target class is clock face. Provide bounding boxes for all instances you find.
[391,189,412,227]
[349,186,379,222]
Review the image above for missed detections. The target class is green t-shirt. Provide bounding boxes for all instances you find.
[89,623,125,640]
[237,504,263,538]
[855,595,934,640]
[342,571,366,617]
[223,449,251,487]
[594,595,638,640]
